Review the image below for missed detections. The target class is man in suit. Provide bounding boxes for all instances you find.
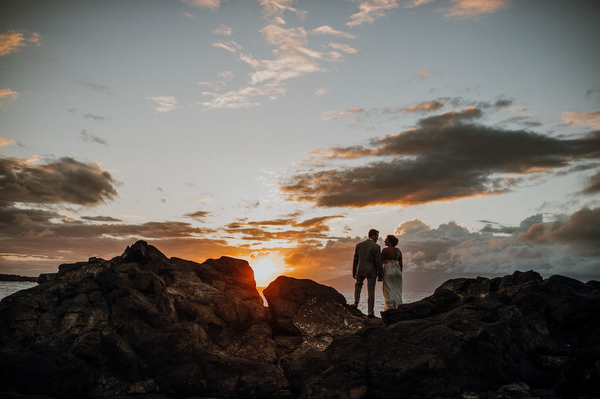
[351,229,383,318]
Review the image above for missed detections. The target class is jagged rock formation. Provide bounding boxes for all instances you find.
[0,241,291,398]
[1,241,599,399]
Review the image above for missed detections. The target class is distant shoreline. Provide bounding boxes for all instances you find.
[0,274,38,282]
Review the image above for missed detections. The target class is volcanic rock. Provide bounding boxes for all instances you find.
[1,242,599,399]
[0,241,291,399]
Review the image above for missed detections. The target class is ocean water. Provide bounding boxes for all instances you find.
[340,290,432,316]
[0,281,38,301]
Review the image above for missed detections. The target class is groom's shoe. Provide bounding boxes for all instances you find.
[367,314,376,318]
[349,303,358,308]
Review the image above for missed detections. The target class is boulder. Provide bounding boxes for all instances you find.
[264,276,366,353]
[277,271,600,399]
[0,241,291,399]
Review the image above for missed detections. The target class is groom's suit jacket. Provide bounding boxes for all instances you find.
[353,238,383,278]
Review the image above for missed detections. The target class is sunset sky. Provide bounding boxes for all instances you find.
[1,0,599,291]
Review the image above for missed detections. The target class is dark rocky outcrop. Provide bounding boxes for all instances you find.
[0,241,291,399]
[1,241,599,399]
[0,273,38,282]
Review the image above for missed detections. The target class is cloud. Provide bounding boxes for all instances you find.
[80,130,109,145]
[310,25,357,39]
[394,209,600,280]
[404,0,436,8]
[83,113,105,121]
[81,216,123,222]
[562,110,600,130]
[0,156,118,206]
[418,70,430,78]
[146,96,178,113]
[183,0,221,10]
[315,88,328,96]
[328,42,358,56]
[282,105,600,208]
[212,41,241,53]
[441,0,511,20]
[0,89,19,106]
[517,207,600,257]
[322,108,364,120]
[258,0,307,20]
[224,214,345,242]
[347,0,401,27]
[0,30,41,57]
[0,138,16,148]
[582,171,600,195]
[76,81,114,96]
[402,100,444,113]
[184,210,211,221]
[213,25,232,36]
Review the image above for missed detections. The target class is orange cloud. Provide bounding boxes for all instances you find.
[347,0,401,27]
[442,0,511,19]
[0,30,41,57]
[562,110,600,130]
[0,89,18,106]
[0,138,16,147]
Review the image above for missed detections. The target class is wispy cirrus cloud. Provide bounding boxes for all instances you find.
[0,89,19,106]
[0,30,41,57]
[310,25,357,39]
[76,80,114,96]
[80,130,109,146]
[346,0,401,27]
[283,103,600,208]
[183,0,221,10]
[146,96,178,113]
[213,25,232,36]
[321,97,512,122]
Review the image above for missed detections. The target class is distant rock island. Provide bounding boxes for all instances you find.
[1,241,598,399]
[0,273,38,282]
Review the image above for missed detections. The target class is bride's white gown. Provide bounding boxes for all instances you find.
[383,248,403,311]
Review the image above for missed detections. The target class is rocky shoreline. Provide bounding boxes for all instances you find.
[0,273,38,282]
[1,241,598,399]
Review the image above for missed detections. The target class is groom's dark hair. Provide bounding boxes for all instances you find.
[368,229,379,238]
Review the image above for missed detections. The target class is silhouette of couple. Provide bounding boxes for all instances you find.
[351,229,403,317]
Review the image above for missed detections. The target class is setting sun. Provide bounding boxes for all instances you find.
[250,255,287,288]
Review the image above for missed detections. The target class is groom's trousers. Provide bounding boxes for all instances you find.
[354,275,376,316]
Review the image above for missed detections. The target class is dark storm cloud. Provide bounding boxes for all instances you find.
[0,157,118,206]
[281,107,600,208]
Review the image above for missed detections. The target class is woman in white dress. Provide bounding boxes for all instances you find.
[382,234,403,311]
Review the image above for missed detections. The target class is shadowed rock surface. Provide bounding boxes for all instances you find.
[1,241,599,399]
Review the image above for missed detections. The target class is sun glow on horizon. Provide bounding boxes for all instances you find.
[250,255,288,287]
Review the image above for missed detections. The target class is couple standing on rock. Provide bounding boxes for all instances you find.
[351,229,403,317]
